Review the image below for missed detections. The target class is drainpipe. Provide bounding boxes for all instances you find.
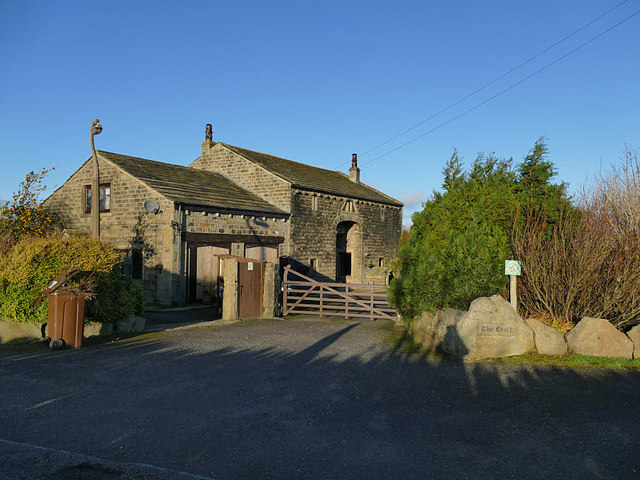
[174,204,183,305]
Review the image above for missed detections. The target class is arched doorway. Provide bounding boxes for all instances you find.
[336,221,361,283]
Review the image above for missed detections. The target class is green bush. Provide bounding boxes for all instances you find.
[390,139,571,321]
[0,234,145,324]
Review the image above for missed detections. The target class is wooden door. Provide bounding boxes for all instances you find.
[238,260,264,318]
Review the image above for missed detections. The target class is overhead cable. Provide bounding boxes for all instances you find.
[359,7,640,167]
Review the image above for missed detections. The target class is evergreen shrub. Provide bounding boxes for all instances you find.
[390,139,571,321]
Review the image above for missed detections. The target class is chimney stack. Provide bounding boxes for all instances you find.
[349,153,360,184]
[202,123,215,154]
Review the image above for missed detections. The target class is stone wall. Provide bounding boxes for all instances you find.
[192,142,292,213]
[44,155,177,305]
[289,188,402,284]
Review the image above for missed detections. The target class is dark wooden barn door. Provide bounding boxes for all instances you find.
[238,260,264,318]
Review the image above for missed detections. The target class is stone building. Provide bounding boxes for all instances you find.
[44,126,403,305]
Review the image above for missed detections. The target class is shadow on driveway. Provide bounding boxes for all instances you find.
[143,305,221,332]
[0,317,639,480]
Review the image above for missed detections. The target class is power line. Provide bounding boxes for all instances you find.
[357,0,630,160]
[359,7,640,168]
[337,0,631,168]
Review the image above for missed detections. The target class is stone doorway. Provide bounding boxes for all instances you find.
[336,221,362,283]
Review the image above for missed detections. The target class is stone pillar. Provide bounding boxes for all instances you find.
[222,258,239,320]
[262,263,280,318]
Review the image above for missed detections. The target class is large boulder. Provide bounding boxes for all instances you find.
[410,310,465,350]
[525,318,567,356]
[566,317,633,359]
[628,325,640,359]
[442,295,534,360]
[408,311,433,346]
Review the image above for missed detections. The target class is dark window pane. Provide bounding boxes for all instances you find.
[132,249,143,279]
[85,186,92,213]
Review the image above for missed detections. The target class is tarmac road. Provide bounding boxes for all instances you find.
[1,316,639,480]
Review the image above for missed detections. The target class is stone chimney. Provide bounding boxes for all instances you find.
[349,153,360,184]
[202,123,215,154]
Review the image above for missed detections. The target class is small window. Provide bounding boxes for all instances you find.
[309,258,318,270]
[84,183,111,213]
[312,195,318,212]
[132,249,143,279]
[84,185,91,213]
[378,257,386,267]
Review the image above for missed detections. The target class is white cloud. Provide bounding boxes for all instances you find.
[400,190,424,210]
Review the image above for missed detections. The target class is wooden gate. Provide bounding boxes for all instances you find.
[238,259,264,318]
[282,266,396,321]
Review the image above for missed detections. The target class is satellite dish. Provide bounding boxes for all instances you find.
[143,200,160,214]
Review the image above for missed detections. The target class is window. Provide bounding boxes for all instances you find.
[309,258,318,270]
[84,183,111,213]
[378,257,386,267]
[312,195,318,211]
[131,249,143,279]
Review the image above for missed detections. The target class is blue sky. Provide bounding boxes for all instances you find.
[1,1,638,227]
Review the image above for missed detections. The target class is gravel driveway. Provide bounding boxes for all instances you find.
[1,316,639,480]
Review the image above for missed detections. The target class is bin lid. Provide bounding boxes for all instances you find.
[43,269,81,294]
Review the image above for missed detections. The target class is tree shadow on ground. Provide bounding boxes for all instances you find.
[0,319,639,480]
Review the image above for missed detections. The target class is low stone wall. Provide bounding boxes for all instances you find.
[0,317,144,345]
[0,319,43,344]
[408,297,640,360]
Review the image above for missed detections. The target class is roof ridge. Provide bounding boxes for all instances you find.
[98,150,287,214]
[97,150,191,170]
[219,143,403,206]
[219,143,340,175]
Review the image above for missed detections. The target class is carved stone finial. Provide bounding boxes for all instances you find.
[352,153,358,168]
[205,123,213,141]
[90,119,102,136]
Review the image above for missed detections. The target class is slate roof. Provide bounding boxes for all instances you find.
[220,143,403,206]
[98,151,286,215]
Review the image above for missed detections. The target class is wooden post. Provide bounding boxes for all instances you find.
[370,286,374,321]
[345,285,349,319]
[320,286,324,317]
[510,274,517,311]
[283,266,289,316]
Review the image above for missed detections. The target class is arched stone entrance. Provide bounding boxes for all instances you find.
[336,221,362,283]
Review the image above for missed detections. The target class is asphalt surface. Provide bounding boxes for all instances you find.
[1,316,639,480]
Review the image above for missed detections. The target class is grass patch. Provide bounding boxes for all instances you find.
[386,329,640,371]
[486,352,640,371]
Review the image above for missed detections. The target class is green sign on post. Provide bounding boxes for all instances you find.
[504,260,521,276]
[505,260,521,311]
